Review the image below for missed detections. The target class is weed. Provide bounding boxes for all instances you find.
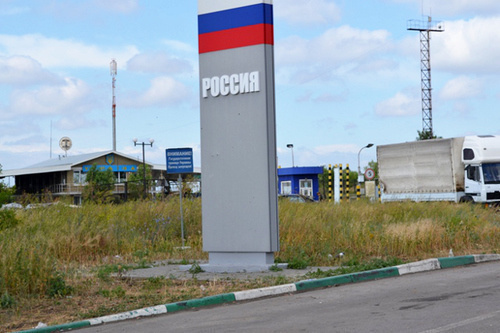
[111,286,126,298]
[273,275,290,285]
[304,268,337,279]
[188,262,204,277]
[287,251,310,269]
[269,264,283,272]
[143,276,166,290]
[334,257,405,275]
[96,264,131,281]
[47,274,73,298]
[80,305,128,319]
[98,289,111,298]
[304,257,405,279]
[0,291,16,309]
[0,209,19,231]
[4,200,500,331]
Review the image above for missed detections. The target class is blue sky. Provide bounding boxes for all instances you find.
[1,0,500,174]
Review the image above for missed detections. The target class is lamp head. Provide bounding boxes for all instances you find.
[287,144,294,148]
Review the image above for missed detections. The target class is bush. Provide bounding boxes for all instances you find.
[0,291,16,309]
[0,209,19,231]
[46,273,73,298]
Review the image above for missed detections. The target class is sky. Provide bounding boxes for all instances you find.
[2,0,500,175]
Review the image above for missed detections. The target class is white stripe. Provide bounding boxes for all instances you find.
[199,0,272,15]
[234,284,297,301]
[397,259,440,275]
[419,310,500,333]
[474,254,500,263]
[88,305,168,325]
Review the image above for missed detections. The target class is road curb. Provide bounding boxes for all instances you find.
[17,254,500,332]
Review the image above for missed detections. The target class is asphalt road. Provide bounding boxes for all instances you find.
[79,261,500,333]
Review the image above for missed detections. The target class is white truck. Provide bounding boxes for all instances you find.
[377,135,500,204]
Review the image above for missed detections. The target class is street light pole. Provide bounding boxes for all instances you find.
[287,144,294,167]
[133,138,154,196]
[357,143,374,182]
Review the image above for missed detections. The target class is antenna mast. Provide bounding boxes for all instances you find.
[110,59,117,151]
[407,16,444,138]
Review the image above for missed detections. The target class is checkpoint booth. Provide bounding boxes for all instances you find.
[277,166,324,201]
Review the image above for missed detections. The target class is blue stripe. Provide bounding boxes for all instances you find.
[198,3,273,35]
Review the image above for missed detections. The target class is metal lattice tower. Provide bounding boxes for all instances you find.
[407,17,444,137]
[110,59,117,151]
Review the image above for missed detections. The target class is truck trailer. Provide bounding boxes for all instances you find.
[377,135,500,204]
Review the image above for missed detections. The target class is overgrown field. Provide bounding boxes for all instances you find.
[1,199,500,331]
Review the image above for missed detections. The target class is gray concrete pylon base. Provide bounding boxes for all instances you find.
[179,252,288,273]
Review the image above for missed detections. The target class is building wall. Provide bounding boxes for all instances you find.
[277,167,323,201]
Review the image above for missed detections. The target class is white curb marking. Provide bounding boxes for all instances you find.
[234,284,297,301]
[397,259,441,275]
[88,305,168,325]
[473,254,500,263]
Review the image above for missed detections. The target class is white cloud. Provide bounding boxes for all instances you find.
[57,115,104,131]
[433,17,500,74]
[123,76,190,108]
[313,144,360,155]
[93,0,139,13]
[0,34,139,68]
[274,0,341,26]
[161,40,195,53]
[276,26,392,67]
[0,5,30,16]
[375,92,420,116]
[0,56,61,86]
[389,0,500,16]
[8,78,91,116]
[427,0,500,16]
[39,0,138,18]
[440,76,484,100]
[127,52,192,75]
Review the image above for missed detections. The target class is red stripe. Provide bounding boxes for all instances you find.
[199,23,273,54]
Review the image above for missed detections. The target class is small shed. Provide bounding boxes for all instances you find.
[277,166,324,201]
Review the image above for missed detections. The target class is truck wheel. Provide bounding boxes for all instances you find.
[460,196,473,203]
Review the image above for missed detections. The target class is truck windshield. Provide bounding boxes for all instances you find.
[482,163,500,184]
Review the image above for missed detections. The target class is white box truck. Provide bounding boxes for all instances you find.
[377,135,500,204]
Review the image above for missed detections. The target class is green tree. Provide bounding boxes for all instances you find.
[82,164,115,203]
[417,130,441,140]
[0,164,15,206]
[127,164,153,199]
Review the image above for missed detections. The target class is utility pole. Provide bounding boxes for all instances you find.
[110,59,117,151]
[407,17,444,138]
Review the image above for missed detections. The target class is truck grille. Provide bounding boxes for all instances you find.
[486,192,500,200]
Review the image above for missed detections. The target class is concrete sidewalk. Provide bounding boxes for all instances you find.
[18,254,500,333]
[123,260,338,281]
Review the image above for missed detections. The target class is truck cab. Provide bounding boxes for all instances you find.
[462,135,500,203]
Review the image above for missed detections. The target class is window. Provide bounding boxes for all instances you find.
[281,181,291,195]
[466,166,480,182]
[463,148,475,160]
[73,170,86,185]
[299,179,313,198]
[482,163,500,184]
[115,171,127,183]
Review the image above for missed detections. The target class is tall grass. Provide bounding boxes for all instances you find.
[1,199,500,297]
[278,200,500,264]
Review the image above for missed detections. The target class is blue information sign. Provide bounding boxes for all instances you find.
[166,148,194,174]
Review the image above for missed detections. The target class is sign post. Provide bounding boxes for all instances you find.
[166,148,194,248]
[198,0,279,272]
